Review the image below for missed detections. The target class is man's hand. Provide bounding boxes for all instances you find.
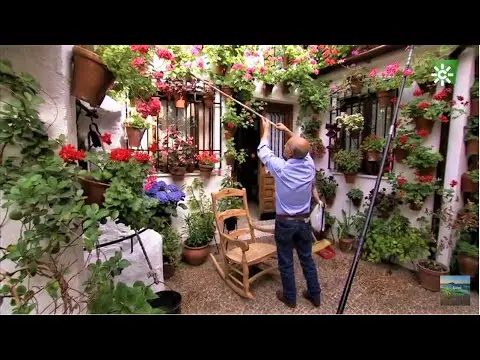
[275,122,295,138]
[261,118,270,140]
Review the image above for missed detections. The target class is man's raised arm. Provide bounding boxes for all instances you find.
[257,118,285,174]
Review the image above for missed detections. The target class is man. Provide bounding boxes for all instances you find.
[257,118,321,308]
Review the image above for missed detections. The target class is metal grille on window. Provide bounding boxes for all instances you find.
[267,112,285,159]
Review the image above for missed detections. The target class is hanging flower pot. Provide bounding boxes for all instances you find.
[366,151,380,162]
[126,127,145,148]
[262,83,274,97]
[175,94,186,109]
[409,200,425,211]
[466,138,479,157]
[225,155,235,166]
[417,167,435,176]
[350,78,364,94]
[325,195,335,206]
[199,164,214,175]
[394,148,407,163]
[461,172,477,193]
[169,166,187,180]
[80,177,110,205]
[221,87,234,97]
[71,46,115,107]
[213,64,227,75]
[414,116,434,132]
[223,123,237,139]
[470,98,479,117]
[376,91,392,107]
[344,173,357,184]
[417,82,437,96]
[204,92,214,108]
[352,197,362,207]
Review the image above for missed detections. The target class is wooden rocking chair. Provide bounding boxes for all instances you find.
[210,188,277,299]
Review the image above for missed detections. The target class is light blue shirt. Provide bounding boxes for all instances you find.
[257,139,315,216]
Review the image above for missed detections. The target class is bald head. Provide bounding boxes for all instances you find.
[285,136,311,160]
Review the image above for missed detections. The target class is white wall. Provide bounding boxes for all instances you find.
[0,45,84,314]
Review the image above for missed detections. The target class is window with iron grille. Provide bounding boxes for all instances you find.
[327,90,398,175]
[125,88,224,172]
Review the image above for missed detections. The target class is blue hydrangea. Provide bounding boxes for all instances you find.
[155,191,169,204]
[167,190,185,202]
[157,181,167,191]
[166,183,179,192]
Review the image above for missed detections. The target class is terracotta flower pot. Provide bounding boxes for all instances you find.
[186,163,195,173]
[339,237,354,253]
[163,256,175,280]
[262,83,274,97]
[182,244,210,266]
[352,198,362,207]
[409,201,424,211]
[213,64,227,75]
[80,177,110,205]
[376,91,392,107]
[344,173,357,184]
[470,98,479,117]
[418,82,437,96]
[221,87,234,97]
[170,166,187,180]
[414,116,434,132]
[366,150,380,162]
[457,254,479,277]
[71,46,115,107]
[204,93,214,108]
[417,260,449,292]
[199,164,214,174]
[417,167,435,176]
[461,172,477,193]
[225,155,235,166]
[350,78,363,94]
[175,96,186,109]
[126,127,145,148]
[466,138,479,157]
[394,148,407,163]
[223,123,237,139]
[325,194,335,206]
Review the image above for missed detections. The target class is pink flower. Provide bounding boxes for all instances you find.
[232,63,244,70]
[259,66,266,74]
[413,88,423,97]
[403,68,414,76]
[167,64,174,71]
[130,45,151,54]
[156,81,168,91]
[154,71,164,79]
[310,59,317,65]
[247,67,255,73]
[276,56,283,62]
[245,50,252,56]
[194,45,203,51]
[331,84,338,92]
[197,59,204,69]
[450,180,458,188]
[253,52,259,57]
[184,61,192,69]
[309,45,318,53]
[245,73,253,81]
[369,68,377,77]
[293,58,302,64]
[338,59,345,64]
[391,97,397,104]
[131,57,146,70]
[148,97,161,117]
[351,50,360,56]
[191,47,199,56]
[313,69,319,75]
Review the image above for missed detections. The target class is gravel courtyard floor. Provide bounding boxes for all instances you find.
[166,237,479,315]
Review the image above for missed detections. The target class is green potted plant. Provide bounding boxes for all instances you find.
[470,78,478,117]
[456,241,479,277]
[404,145,443,176]
[392,127,423,162]
[161,226,182,280]
[390,173,439,211]
[195,151,220,175]
[364,188,401,219]
[461,169,479,194]
[125,113,150,148]
[161,126,189,179]
[341,66,369,95]
[258,65,280,97]
[315,169,338,206]
[366,63,413,106]
[333,149,363,183]
[300,115,322,137]
[222,100,253,139]
[337,210,355,252]
[305,135,326,159]
[453,201,479,277]
[182,179,215,265]
[464,116,479,157]
[297,80,330,113]
[224,139,247,166]
[401,90,464,131]
[410,48,454,95]
[335,112,364,136]
[347,188,364,207]
[360,135,386,162]
[217,176,244,231]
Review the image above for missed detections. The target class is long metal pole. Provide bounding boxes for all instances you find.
[336,45,415,314]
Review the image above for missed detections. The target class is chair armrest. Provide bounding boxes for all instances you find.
[222,233,249,251]
[251,223,275,234]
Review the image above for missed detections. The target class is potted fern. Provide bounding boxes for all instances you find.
[182,179,215,265]
[333,149,363,183]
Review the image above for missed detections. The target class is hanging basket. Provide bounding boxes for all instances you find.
[71,46,115,107]
[343,173,357,184]
[414,116,434,132]
[409,200,424,211]
[376,91,392,107]
[126,127,145,148]
[352,198,362,207]
[262,83,274,97]
[417,82,437,96]
[466,138,479,157]
[366,150,380,162]
[223,123,237,139]
[80,177,110,205]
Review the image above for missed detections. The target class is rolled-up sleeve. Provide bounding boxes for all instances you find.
[257,139,285,175]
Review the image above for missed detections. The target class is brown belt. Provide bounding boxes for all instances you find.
[276,213,310,221]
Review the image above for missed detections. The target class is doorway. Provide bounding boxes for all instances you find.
[234,102,293,220]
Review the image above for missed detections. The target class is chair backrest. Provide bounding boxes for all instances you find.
[211,188,257,255]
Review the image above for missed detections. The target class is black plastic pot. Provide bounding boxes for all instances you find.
[148,291,182,314]
[225,217,237,232]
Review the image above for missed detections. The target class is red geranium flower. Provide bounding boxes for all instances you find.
[154,71,164,80]
[416,129,429,137]
[391,97,397,104]
[110,148,131,162]
[439,115,449,123]
[130,45,151,54]
[416,175,434,183]
[149,143,158,152]
[155,48,174,61]
[450,180,458,187]
[101,133,112,145]
[136,102,151,119]
[148,97,162,117]
[399,135,408,144]
[413,88,423,97]
[131,57,147,70]
[417,102,430,110]
[59,144,85,163]
[133,152,151,163]
[397,176,407,187]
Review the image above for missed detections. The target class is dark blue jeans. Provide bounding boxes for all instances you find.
[275,219,321,303]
